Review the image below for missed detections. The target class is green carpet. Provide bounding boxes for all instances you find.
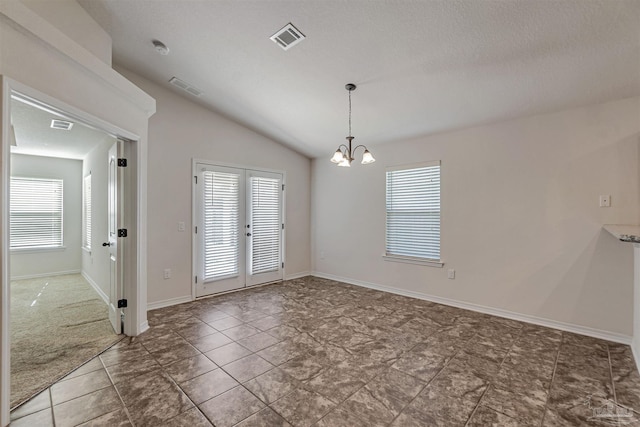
[10,274,121,408]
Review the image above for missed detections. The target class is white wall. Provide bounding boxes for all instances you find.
[313,96,640,337]
[81,135,115,298]
[10,154,82,278]
[115,67,312,307]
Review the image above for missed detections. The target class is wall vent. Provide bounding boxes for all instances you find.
[270,23,305,51]
[169,77,203,97]
[50,119,74,130]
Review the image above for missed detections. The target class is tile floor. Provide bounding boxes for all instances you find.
[9,276,640,426]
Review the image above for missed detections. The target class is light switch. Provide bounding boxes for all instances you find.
[178,221,186,232]
[599,195,611,207]
[448,269,455,279]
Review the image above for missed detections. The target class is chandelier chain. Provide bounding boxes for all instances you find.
[348,89,352,137]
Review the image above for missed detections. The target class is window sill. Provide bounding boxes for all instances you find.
[11,246,66,254]
[382,254,444,268]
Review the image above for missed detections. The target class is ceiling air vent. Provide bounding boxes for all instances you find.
[50,119,74,130]
[270,23,305,51]
[169,77,203,97]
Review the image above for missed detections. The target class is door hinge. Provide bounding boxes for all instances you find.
[117,158,127,167]
[194,176,197,184]
[195,276,198,284]
[195,226,198,234]
[117,299,127,308]
[282,184,285,191]
[282,262,284,268]
[282,223,284,230]
[118,229,128,237]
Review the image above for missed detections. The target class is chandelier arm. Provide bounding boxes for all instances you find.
[352,144,369,155]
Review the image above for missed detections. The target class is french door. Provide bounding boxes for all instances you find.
[195,163,284,297]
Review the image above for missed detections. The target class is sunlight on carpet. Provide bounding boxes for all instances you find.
[10,274,122,408]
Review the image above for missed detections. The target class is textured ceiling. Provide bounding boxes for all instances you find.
[11,98,111,159]
[78,0,640,158]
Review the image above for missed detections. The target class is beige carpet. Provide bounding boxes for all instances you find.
[10,274,122,408]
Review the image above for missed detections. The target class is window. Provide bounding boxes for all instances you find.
[10,177,64,249]
[83,174,92,250]
[385,161,441,265]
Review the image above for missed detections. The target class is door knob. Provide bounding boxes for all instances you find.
[246,233,251,237]
[102,242,111,247]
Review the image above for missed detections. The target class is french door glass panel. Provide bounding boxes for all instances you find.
[204,170,240,281]
[196,164,282,297]
[247,171,282,286]
[197,165,245,296]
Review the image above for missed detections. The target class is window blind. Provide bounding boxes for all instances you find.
[83,174,92,249]
[203,171,240,280]
[10,177,64,249]
[249,176,281,275]
[386,163,440,260]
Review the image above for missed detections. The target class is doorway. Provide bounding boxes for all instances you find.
[193,162,284,297]
[6,92,128,408]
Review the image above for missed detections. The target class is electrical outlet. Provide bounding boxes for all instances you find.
[178,221,186,232]
[448,269,455,279]
[599,195,611,207]
[164,268,171,279]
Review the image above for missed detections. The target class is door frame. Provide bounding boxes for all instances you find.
[1,78,145,416]
[191,158,287,300]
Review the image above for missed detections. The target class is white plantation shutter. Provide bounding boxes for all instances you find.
[83,174,92,249]
[386,162,440,260]
[249,176,281,275]
[10,177,64,249]
[203,171,240,280]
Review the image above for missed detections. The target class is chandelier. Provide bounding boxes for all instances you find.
[330,83,375,167]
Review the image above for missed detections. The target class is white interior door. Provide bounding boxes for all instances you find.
[106,141,123,333]
[195,164,283,297]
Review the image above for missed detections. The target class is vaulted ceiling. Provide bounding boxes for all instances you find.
[79,0,640,158]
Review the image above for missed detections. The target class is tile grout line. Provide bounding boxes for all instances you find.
[607,343,617,404]
[385,330,479,426]
[179,312,285,426]
[170,314,228,425]
[465,325,526,425]
[99,351,137,427]
[539,332,564,427]
[163,367,214,427]
[48,387,55,427]
[464,384,491,427]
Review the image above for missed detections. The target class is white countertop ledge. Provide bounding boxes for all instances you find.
[603,224,640,243]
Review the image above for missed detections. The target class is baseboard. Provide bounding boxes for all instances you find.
[632,339,640,373]
[10,269,80,281]
[147,295,193,311]
[139,321,150,335]
[80,271,109,305]
[148,276,311,311]
[285,271,312,280]
[312,271,633,345]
